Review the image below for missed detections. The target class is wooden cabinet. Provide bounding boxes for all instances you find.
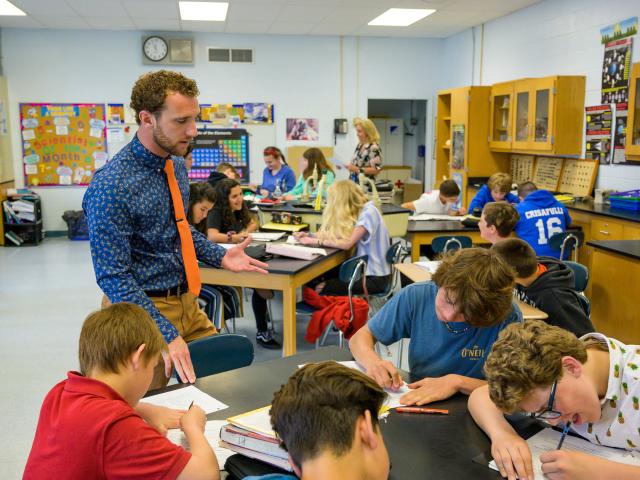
[490,75,585,156]
[626,63,640,159]
[436,86,509,206]
[489,81,514,149]
[591,218,624,240]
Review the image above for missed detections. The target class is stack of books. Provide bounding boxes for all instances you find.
[3,197,36,223]
[221,406,292,472]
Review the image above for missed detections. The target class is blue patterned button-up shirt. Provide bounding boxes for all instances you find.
[83,135,226,343]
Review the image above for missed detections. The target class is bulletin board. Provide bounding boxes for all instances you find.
[20,103,107,186]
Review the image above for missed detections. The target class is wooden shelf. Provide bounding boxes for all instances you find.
[442,117,451,121]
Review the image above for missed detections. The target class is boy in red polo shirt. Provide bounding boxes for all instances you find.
[24,303,220,479]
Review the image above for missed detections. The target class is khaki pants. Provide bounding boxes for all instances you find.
[101,292,217,391]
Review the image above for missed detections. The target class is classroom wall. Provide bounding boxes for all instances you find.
[2,29,443,231]
[442,0,640,191]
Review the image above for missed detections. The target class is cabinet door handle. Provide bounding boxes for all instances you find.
[598,230,610,235]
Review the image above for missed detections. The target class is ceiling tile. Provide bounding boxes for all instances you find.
[122,0,178,19]
[227,2,281,22]
[180,19,226,33]
[133,18,182,31]
[84,16,137,30]
[267,21,315,35]
[309,22,359,36]
[12,0,76,16]
[275,4,334,22]
[31,14,90,29]
[0,15,44,28]
[64,0,130,17]
[224,20,271,34]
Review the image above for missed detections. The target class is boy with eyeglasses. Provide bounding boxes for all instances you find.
[350,248,522,407]
[469,320,640,480]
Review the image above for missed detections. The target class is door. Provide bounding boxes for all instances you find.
[528,77,556,151]
[489,83,513,150]
[511,80,531,150]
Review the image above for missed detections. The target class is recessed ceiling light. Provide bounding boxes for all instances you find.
[368,8,435,27]
[179,1,229,22]
[0,0,26,16]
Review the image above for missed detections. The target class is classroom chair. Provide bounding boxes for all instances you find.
[549,231,585,262]
[368,241,406,315]
[431,235,473,254]
[199,284,242,333]
[177,334,254,382]
[564,260,591,316]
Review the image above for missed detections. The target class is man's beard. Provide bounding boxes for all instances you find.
[153,125,188,157]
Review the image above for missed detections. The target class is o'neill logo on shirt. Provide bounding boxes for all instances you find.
[524,207,565,219]
[461,345,485,360]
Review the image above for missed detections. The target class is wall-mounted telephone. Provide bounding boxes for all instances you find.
[334,118,348,134]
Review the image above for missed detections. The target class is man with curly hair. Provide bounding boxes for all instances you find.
[349,248,522,406]
[83,71,267,390]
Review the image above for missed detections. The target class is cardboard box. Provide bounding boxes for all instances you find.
[403,181,423,203]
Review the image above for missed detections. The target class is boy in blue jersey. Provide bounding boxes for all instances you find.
[468,172,519,213]
[514,181,572,258]
[350,248,522,406]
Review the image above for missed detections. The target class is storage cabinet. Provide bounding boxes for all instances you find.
[2,194,43,246]
[625,63,640,159]
[371,118,404,166]
[435,87,509,206]
[490,75,585,156]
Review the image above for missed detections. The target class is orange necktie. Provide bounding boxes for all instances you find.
[164,158,201,296]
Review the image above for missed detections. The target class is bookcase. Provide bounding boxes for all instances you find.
[2,193,43,246]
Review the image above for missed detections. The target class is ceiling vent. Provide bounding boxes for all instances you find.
[208,48,253,63]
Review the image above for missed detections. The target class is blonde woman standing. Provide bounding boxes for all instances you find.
[295,180,391,295]
[347,118,382,182]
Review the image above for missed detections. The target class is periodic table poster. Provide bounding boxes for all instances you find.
[189,128,249,182]
[20,103,107,186]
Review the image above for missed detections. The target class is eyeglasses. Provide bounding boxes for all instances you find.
[530,379,562,420]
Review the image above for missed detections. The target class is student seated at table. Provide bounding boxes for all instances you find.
[249,146,296,198]
[479,201,520,244]
[187,182,216,235]
[207,179,279,349]
[282,148,335,201]
[24,303,219,480]
[349,248,522,406]
[515,181,572,259]
[468,172,519,213]
[491,238,594,337]
[295,180,391,295]
[468,320,639,480]
[401,179,466,215]
[245,361,389,480]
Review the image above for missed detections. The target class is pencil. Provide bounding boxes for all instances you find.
[556,422,572,449]
[188,401,194,410]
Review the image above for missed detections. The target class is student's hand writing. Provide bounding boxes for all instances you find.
[540,449,611,480]
[136,403,186,436]
[457,207,468,215]
[166,335,196,384]
[293,232,309,239]
[400,374,459,406]
[180,404,207,435]
[366,359,404,390]
[299,236,319,246]
[491,430,534,480]
[222,236,269,274]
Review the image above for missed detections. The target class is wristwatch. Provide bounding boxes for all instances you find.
[227,231,236,243]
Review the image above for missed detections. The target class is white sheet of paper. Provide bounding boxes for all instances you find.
[217,243,235,250]
[166,420,235,468]
[89,127,103,138]
[409,213,467,221]
[251,232,286,242]
[107,127,125,143]
[55,125,68,135]
[415,261,441,274]
[25,164,38,175]
[489,428,640,479]
[22,129,35,140]
[141,385,228,414]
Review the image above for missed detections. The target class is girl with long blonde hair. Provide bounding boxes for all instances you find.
[295,180,391,295]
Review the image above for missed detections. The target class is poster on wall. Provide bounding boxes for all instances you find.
[584,105,612,165]
[600,16,637,44]
[451,124,465,170]
[286,118,319,141]
[106,104,125,125]
[451,172,463,211]
[612,104,628,164]
[244,103,273,124]
[20,103,107,186]
[601,37,633,105]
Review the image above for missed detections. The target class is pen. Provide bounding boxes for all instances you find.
[396,407,449,415]
[556,421,572,449]
[188,401,194,410]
